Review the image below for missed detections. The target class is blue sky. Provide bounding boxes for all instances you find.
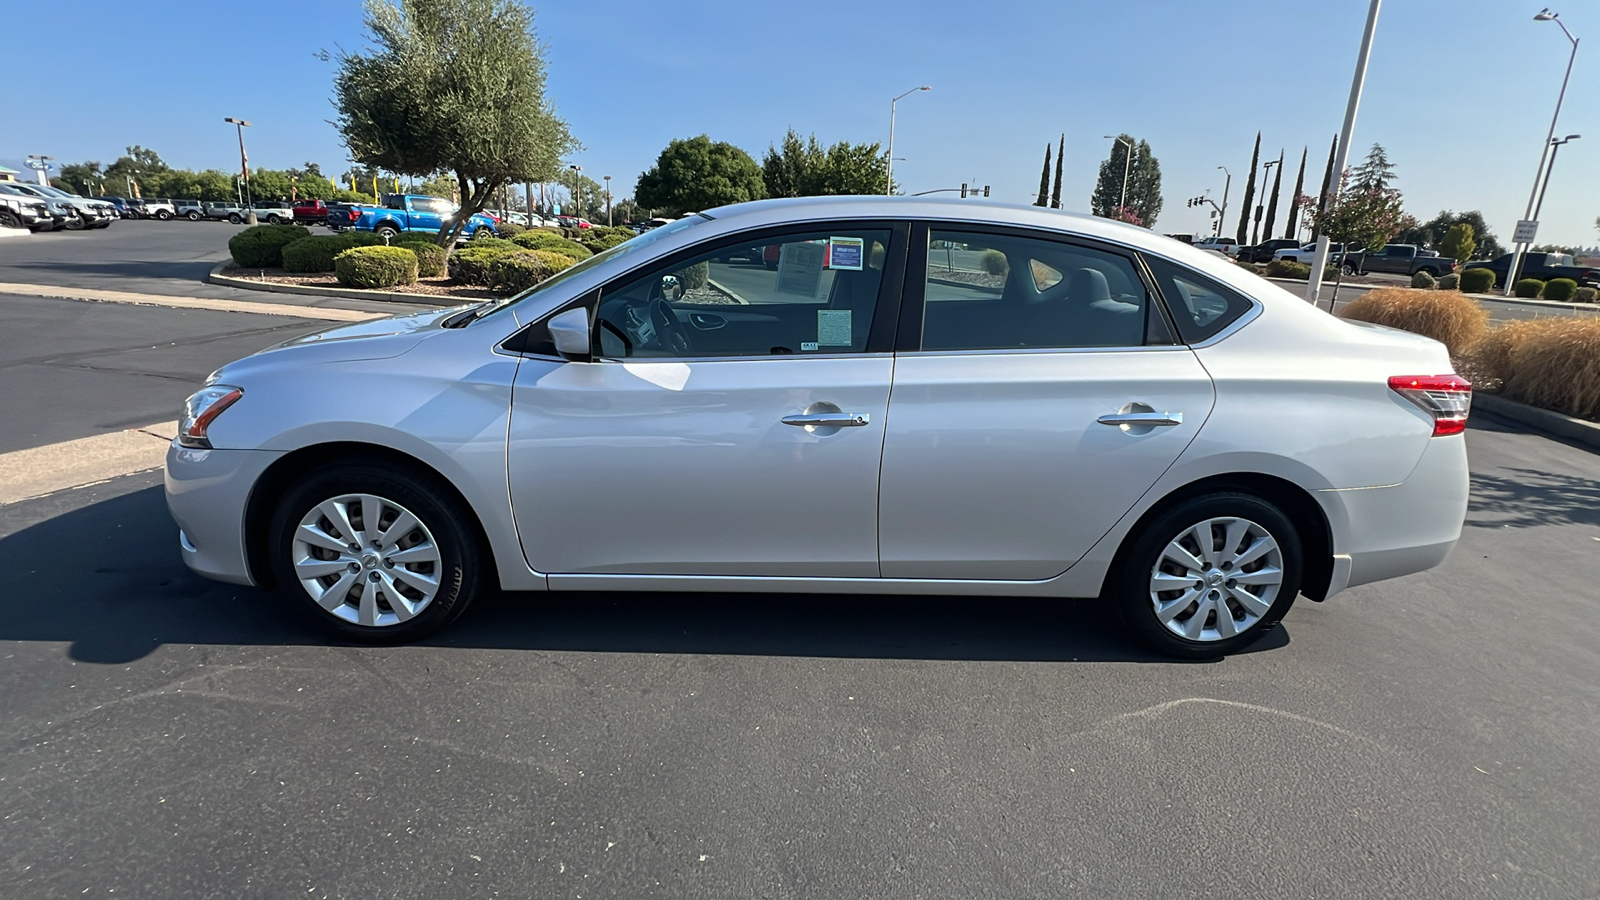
[7,0,1596,246]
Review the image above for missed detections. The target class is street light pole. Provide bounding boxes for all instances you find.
[1532,134,1581,224]
[1102,135,1134,213]
[224,117,255,224]
[604,174,612,226]
[1252,159,1279,245]
[886,85,931,195]
[1307,0,1382,307]
[568,164,582,219]
[1216,166,1231,236]
[1505,8,1579,295]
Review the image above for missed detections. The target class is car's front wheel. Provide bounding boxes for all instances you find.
[1114,492,1302,658]
[268,461,486,643]
[227,213,242,224]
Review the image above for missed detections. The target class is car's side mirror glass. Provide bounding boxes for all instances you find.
[548,308,592,362]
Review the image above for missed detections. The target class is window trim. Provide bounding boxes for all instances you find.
[898,221,1173,354]
[572,219,911,362]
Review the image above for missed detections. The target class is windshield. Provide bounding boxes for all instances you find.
[483,214,712,319]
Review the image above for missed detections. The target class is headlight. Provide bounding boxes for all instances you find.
[178,386,243,449]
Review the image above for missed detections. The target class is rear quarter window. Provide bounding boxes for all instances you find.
[1144,256,1255,344]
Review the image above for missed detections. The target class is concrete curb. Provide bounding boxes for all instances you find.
[1474,393,1600,453]
[207,262,439,306]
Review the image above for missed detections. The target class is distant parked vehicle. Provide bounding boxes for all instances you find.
[1462,252,1600,288]
[0,193,54,231]
[174,200,206,220]
[1,182,117,229]
[1349,244,1455,278]
[1191,236,1240,257]
[141,198,177,220]
[1272,242,1358,266]
[95,196,141,219]
[204,201,245,223]
[556,215,593,229]
[1237,239,1302,264]
[343,193,497,240]
[250,201,294,225]
[292,199,330,225]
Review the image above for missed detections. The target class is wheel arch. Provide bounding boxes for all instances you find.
[1102,472,1335,603]
[243,441,498,591]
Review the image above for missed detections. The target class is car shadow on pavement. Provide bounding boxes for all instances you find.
[0,486,1282,665]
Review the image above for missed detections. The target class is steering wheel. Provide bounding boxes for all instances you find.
[648,297,693,355]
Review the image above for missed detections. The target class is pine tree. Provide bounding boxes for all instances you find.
[1350,143,1396,192]
[1034,143,1051,207]
[1284,147,1307,239]
[1316,135,1337,218]
[1235,132,1260,245]
[1262,150,1284,240]
[1050,134,1064,209]
[1089,135,1161,226]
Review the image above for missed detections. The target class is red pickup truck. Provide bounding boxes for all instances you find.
[292,200,330,225]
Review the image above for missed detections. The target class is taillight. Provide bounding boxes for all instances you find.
[1388,375,1471,436]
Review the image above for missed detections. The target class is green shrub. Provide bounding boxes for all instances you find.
[594,225,635,241]
[510,231,592,259]
[1575,286,1598,303]
[496,221,526,237]
[1542,278,1578,301]
[487,251,553,292]
[580,231,631,254]
[408,242,447,278]
[674,260,710,290]
[1458,267,1495,293]
[449,245,519,285]
[333,245,418,289]
[281,235,357,273]
[1436,273,1459,291]
[343,230,386,247]
[1263,258,1311,279]
[1410,270,1436,289]
[980,249,1009,275]
[1513,278,1545,299]
[531,249,577,275]
[228,224,311,268]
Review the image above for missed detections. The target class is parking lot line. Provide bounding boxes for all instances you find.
[0,281,379,322]
[0,423,173,506]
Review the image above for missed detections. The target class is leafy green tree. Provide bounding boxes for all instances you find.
[1284,147,1306,239]
[1051,134,1064,209]
[760,129,889,198]
[1236,132,1260,244]
[1349,143,1396,192]
[1439,223,1476,264]
[416,173,458,200]
[333,0,576,244]
[1262,150,1284,240]
[1303,175,1416,307]
[1397,210,1503,259]
[55,162,103,195]
[1034,143,1051,207]
[637,134,766,215]
[1091,134,1161,226]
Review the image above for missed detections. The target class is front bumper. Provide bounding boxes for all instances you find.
[165,443,284,586]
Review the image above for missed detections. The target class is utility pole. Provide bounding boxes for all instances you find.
[1307,0,1381,307]
[886,85,931,195]
[224,118,255,224]
[604,175,613,226]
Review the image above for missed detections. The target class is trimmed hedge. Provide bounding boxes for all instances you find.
[488,251,554,292]
[1542,277,1578,301]
[282,235,357,273]
[1264,259,1311,280]
[531,248,577,276]
[1410,270,1436,289]
[408,242,447,278]
[229,224,311,268]
[1436,273,1459,291]
[579,231,631,254]
[496,221,526,237]
[510,231,593,259]
[1576,286,1598,303]
[334,245,418,289]
[1513,278,1545,299]
[1459,267,1495,293]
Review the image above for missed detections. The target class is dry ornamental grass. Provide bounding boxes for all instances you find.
[1337,288,1490,357]
[1494,318,1600,420]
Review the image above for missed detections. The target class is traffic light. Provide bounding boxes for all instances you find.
[983,185,990,197]
[960,183,968,198]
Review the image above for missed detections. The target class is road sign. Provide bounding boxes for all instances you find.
[1513,219,1539,244]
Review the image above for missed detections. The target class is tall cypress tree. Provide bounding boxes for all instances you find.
[1316,134,1337,217]
[1035,143,1051,207]
[1050,134,1064,209]
[1262,150,1284,240]
[1235,132,1260,245]
[1284,147,1307,239]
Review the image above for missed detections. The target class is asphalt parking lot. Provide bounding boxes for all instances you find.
[2,225,1599,898]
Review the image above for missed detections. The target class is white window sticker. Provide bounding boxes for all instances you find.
[826,236,865,270]
[801,341,819,351]
[817,309,852,346]
[775,241,826,299]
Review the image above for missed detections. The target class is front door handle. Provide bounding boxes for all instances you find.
[1097,411,1183,427]
[782,412,871,428]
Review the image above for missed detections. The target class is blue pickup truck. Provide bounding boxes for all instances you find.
[331,193,498,241]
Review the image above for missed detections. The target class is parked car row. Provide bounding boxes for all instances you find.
[0,182,118,231]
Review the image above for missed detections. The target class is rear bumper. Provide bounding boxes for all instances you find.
[164,443,283,586]
[1321,434,1469,598]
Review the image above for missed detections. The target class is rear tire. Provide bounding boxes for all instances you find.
[186,210,202,220]
[268,461,487,643]
[228,213,242,224]
[1113,492,1302,659]
[0,210,20,229]
[156,209,173,220]
[266,214,282,225]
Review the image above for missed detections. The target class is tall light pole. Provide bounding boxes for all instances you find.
[604,174,612,226]
[1505,8,1579,295]
[224,117,255,224]
[886,85,931,195]
[1103,135,1134,213]
[1252,158,1279,245]
[1307,0,1382,307]
[568,164,582,218]
[1532,134,1581,224]
[1216,166,1232,237]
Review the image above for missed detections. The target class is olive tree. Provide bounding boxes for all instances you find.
[333,0,576,244]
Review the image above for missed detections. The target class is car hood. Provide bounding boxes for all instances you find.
[214,305,469,379]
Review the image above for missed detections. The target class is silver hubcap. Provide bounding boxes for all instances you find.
[1149,516,1283,642]
[291,493,442,627]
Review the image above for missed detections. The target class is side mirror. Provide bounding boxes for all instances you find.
[548,307,592,362]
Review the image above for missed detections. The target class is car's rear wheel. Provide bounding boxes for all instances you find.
[228,213,242,224]
[156,209,172,220]
[0,210,20,229]
[1114,492,1302,658]
[266,214,282,224]
[268,461,486,643]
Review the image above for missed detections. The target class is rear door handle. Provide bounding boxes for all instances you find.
[1097,411,1183,427]
[782,412,871,428]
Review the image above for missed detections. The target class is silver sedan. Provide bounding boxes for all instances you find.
[166,197,1471,657]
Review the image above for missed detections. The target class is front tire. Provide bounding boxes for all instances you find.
[156,209,173,220]
[1114,492,1302,659]
[375,224,400,240]
[266,214,282,225]
[268,461,487,643]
